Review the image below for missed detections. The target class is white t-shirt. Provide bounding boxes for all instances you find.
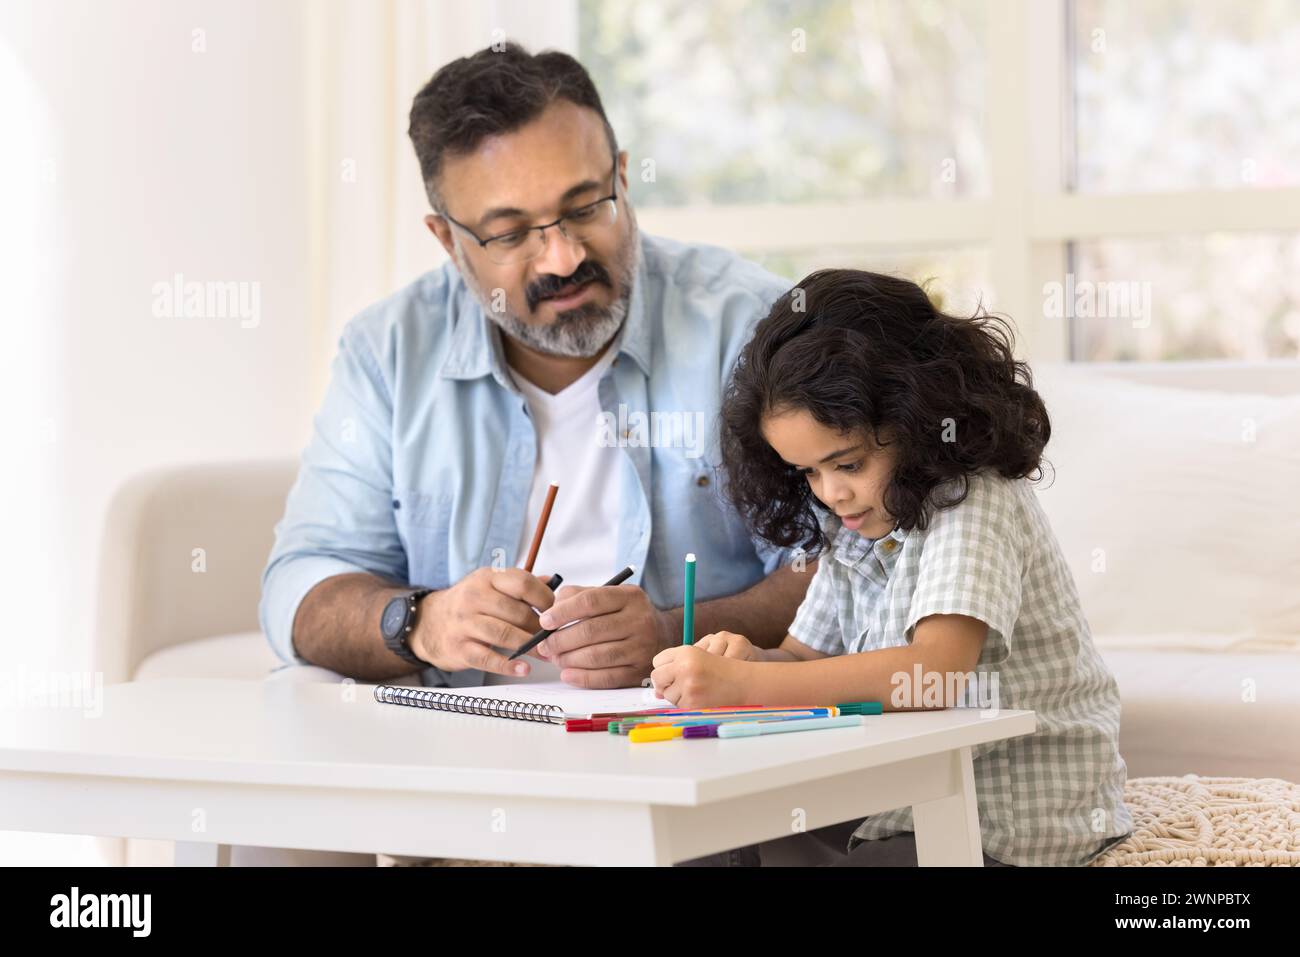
[484,347,623,686]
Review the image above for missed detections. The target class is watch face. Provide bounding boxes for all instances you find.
[381,597,408,638]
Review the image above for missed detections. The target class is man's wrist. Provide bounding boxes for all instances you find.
[406,588,445,669]
[658,606,684,653]
[378,585,438,668]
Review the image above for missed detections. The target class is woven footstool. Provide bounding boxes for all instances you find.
[1088,775,1300,867]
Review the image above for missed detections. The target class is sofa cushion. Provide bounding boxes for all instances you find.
[1031,365,1300,643]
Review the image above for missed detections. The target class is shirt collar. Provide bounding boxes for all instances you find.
[611,230,651,376]
[437,284,497,382]
[439,229,652,383]
[823,512,909,570]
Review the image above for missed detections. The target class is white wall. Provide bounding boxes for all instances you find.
[0,0,319,864]
[1,0,319,665]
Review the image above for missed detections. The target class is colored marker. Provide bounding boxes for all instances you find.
[628,726,686,743]
[683,553,696,645]
[616,709,829,734]
[604,705,826,733]
[522,482,559,572]
[630,713,851,743]
[617,707,831,726]
[717,715,864,738]
[836,702,883,716]
[568,702,883,732]
[683,714,834,738]
[568,706,777,732]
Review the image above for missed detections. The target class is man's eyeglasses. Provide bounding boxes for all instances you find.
[441,158,620,266]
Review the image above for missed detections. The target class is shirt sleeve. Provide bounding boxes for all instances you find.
[903,473,1026,665]
[786,552,847,655]
[258,326,408,666]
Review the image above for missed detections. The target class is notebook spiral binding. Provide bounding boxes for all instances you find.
[373,684,566,724]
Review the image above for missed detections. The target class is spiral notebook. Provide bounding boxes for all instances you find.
[372,680,672,725]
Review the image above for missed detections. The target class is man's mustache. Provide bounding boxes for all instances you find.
[526,260,612,311]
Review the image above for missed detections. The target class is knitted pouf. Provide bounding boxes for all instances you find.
[1088,775,1300,867]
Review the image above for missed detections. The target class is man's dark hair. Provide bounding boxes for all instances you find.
[720,269,1051,552]
[408,42,618,213]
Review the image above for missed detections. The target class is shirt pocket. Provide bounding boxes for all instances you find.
[392,487,452,590]
[653,453,756,575]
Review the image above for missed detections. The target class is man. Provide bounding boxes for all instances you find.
[260,42,811,704]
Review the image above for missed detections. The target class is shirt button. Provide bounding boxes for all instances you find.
[882,540,897,552]
[696,475,710,487]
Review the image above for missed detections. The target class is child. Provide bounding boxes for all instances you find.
[651,269,1133,867]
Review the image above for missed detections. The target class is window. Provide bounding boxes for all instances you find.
[1064,0,1300,360]
[751,245,993,318]
[577,0,1300,362]
[1069,233,1300,361]
[1072,0,1300,193]
[580,0,988,205]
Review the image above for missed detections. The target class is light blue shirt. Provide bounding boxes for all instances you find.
[260,231,794,687]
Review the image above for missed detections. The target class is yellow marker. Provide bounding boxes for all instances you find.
[628,725,685,743]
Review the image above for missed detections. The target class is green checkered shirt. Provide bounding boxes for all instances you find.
[788,470,1134,866]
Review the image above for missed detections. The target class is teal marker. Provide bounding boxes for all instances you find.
[683,552,696,645]
[837,702,884,715]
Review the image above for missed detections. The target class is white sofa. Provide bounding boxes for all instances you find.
[1030,360,1300,786]
[94,360,1300,865]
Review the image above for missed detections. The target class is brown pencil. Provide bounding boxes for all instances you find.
[522,481,559,572]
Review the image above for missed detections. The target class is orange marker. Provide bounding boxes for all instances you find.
[522,481,559,572]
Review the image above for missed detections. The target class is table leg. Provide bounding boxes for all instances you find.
[911,746,983,866]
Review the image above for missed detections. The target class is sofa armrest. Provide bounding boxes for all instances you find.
[94,459,298,683]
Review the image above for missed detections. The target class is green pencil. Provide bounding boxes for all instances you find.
[683,552,696,645]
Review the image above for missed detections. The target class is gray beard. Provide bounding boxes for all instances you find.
[454,234,638,359]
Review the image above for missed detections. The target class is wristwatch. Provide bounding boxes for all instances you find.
[380,588,433,666]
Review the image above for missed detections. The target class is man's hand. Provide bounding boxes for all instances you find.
[409,568,558,678]
[650,645,755,709]
[535,584,676,688]
[695,631,760,661]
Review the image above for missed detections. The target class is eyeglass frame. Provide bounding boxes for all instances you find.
[439,155,621,264]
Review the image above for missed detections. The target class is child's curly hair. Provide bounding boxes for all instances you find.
[720,268,1050,552]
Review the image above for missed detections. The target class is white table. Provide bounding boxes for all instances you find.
[0,678,1035,866]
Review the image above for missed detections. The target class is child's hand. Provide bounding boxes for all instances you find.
[650,645,754,709]
[695,631,760,661]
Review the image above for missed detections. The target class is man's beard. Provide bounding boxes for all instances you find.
[455,230,638,359]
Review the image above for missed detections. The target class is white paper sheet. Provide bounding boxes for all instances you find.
[447,680,671,717]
